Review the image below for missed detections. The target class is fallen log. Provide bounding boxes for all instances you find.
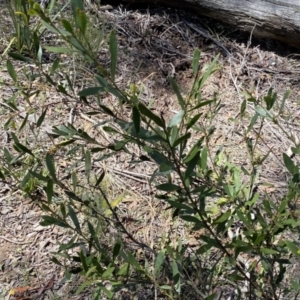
[103,0,300,48]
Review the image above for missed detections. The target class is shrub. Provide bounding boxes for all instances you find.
[2,1,300,299]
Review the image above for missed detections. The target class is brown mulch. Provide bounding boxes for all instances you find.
[1,1,300,299]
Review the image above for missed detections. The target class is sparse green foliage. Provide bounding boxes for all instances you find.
[2,1,300,299]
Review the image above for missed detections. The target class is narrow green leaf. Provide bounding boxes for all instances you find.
[170,77,185,109]
[200,146,207,170]
[95,170,105,186]
[78,87,102,96]
[168,110,184,128]
[156,183,181,192]
[260,248,278,254]
[8,52,32,63]
[6,60,17,82]
[109,31,118,81]
[68,204,81,232]
[185,150,200,179]
[184,144,200,163]
[154,250,165,277]
[113,241,122,261]
[160,285,172,290]
[46,153,57,181]
[46,179,54,203]
[247,113,259,133]
[180,215,201,223]
[75,281,93,295]
[214,211,231,223]
[77,9,87,34]
[85,150,91,179]
[197,243,215,254]
[14,142,34,156]
[240,99,246,115]
[285,240,300,256]
[37,108,47,127]
[44,46,77,53]
[173,132,191,148]
[61,19,74,34]
[192,48,200,75]
[132,106,140,134]
[187,113,201,130]
[279,90,291,115]
[99,104,115,117]
[283,153,296,174]
[127,252,142,271]
[40,215,70,228]
[138,102,164,128]
[190,100,214,111]
[200,54,219,89]
[18,113,28,132]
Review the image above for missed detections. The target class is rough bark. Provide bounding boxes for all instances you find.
[105,0,300,48]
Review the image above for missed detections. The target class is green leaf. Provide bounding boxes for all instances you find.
[127,252,142,271]
[214,211,231,223]
[37,108,47,127]
[40,216,70,228]
[200,146,207,170]
[14,141,34,157]
[46,153,57,181]
[6,60,17,82]
[184,144,200,163]
[138,102,165,128]
[197,243,214,254]
[78,87,102,96]
[187,113,201,130]
[200,54,219,89]
[113,241,122,261]
[283,153,296,174]
[85,150,91,179]
[173,132,191,148]
[247,113,259,133]
[170,77,185,109]
[260,248,278,254]
[180,215,201,223]
[190,100,214,111]
[44,46,77,53]
[185,150,200,179]
[61,19,74,34]
[75,281,93,295]
[156,183,181,192]
[168,110,184,128]
[109,31,118,81]
[95,170,105,186]
[99,104,115,117]
[46,179,54,203]
[264,88,277,110]
[240,99,246,115]
[160,285,172,290]
[50,58,60,75]
[154,250,165,277]
[285,240,300,256]
[68,204,81,233]
[192,48,201,75]
[8,52,32,63]
[132,106,140,134]
[77,9,87,34]
[278,90,291,115]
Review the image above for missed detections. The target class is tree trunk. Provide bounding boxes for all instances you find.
[106,0,300,48]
